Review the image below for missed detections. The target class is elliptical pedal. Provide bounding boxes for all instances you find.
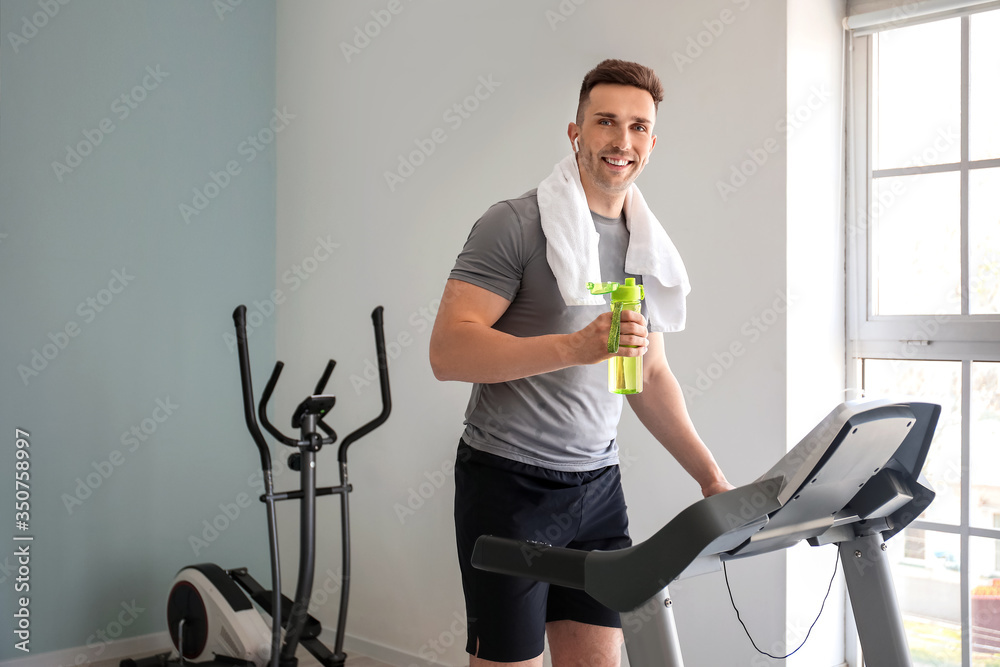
[228,568,324,640]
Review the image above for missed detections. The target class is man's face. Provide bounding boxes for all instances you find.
[574,83,657,196]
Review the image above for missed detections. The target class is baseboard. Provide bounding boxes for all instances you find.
[0,631,467,667]
[0,631,172,667]
[335,630,468,667]
[0,634,842,667]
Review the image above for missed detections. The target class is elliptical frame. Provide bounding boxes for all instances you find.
[233,303,391,667]
[122,305,391,667]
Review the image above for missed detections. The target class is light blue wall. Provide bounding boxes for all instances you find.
[0,0,276,660]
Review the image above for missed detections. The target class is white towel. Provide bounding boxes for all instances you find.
[537,153,691,332]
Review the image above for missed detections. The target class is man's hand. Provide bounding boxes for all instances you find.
[563,309,650,366]
[701,479,736,498]
[431,279,653,383]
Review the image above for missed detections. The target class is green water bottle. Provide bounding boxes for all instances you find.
[587,278,645,394]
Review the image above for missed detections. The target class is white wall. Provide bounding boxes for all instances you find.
[786,1,850,666]
[274,1,845,665]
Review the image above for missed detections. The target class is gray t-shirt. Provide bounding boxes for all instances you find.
[449,189,645,472]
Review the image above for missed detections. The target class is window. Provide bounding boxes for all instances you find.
[995,515,1000,571]
[906,527,928,560]
[848,7,1000,667]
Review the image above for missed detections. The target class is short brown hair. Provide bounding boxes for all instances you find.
[576,59,664,126]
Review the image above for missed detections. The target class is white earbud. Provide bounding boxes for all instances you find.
[573,137,580,153]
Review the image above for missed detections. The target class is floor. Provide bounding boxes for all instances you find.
[95,650,393,667]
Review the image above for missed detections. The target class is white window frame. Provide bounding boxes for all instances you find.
[848,15,1000,366]
[846,9,1000,667]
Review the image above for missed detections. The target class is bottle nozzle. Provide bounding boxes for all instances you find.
[587,281,620,296]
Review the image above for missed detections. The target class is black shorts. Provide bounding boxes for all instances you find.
[454,441,631,663]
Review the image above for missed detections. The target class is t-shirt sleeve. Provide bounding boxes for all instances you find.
[449,201,524,301]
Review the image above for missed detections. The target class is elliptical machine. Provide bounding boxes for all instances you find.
[123,304,391,667]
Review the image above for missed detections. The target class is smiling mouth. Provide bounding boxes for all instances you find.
[602,156,633,167]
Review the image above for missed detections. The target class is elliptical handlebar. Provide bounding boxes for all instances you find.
[232,305,283,667]
[232,304,391,458]
[232,305,275,474]
[314,359,336,395]
[258,361,300,447]
[337,306,392,463]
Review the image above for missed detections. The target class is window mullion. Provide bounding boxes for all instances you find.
[866,35,876,323]
[961,358,972,667]
[960,16,971,316]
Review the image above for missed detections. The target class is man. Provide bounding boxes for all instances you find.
[430,59,732,667]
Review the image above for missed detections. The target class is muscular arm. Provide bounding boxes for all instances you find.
[627,333,733,497]
[429,279,648,384]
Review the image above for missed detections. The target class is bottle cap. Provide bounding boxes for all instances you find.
[611,277,644,303]
[588,278,643,303]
